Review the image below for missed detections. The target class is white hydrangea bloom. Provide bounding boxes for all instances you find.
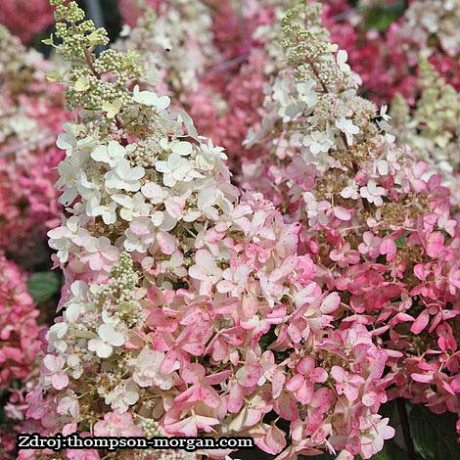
[341,180,360,200]
[104,378,139,413]
[105,159,145,192]
[88,323,125,358]
[296,79,318,106]
[304,130,334,155]
[336,50,351,73]
[124,216,157,253]
[155,153,203,187]
[132,348,178,390]
[336,117,360,145]
[133,85,171,110]
[112,192,152,221]
[91,200,118,225]
[91,141,127,167]
[360,180,386,206]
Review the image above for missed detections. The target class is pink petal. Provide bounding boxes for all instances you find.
[296,381,314,404]
[426,232,444,258]
[331,366,346,382]
[228,384,244,413]
[362,391,378,407]
[181,363,206,383]
[311,387,334,409]
[380,238,396,261]
[198,386,221,408]
[410,310,430,334]
[310,368,328,383]
[286,375,304,393]
[265,425,287,454]
[411,373,433,383]
[334,206,352,221]
[320,292,340,314]
[157,232,177,254]
[89,253,104,271]
[130,217,150,235]
[344,383,360,402]
[297,356,315,374]
[216,280,234,293]
[52,373,69,390]
[160,351,178,374]
[272,371,285,398]
[237,364,263,388]
[205,370,232,385]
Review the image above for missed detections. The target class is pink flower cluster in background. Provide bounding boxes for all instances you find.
[0,0,54,43]
[118,0,459,172]
[326,0,460,105]
[0,26,64,456]
[0,26,66,261]
[0,254,42,454]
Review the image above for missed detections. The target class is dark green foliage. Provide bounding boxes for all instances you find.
[409,405,460,460]
[27,271,61,304]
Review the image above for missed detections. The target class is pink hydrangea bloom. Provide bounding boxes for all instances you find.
[118,0,164,27]
[0,26,66,259]
[0,255,40,388]
[0,254,42,455]
[24,2,395,457]
[0,0,54,43]
[240,0,459,436]
[15,0,460,456]
[93,412,143,437]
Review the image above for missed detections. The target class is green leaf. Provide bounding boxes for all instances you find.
[27,272,61,304]
[378,401,407,453]
[305,454,335,460]
[233,448,273,459]
[371,439,406,460]
[363,1,406,32]
[409,405,460,460]
[395,235,406,249]
[259,326,277,352]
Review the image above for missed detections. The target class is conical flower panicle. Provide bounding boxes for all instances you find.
[243,0,459,439]
[24,2,393,459]
[391,59,459,183]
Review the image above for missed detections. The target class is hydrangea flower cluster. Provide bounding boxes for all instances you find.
[0,254,42,455]
[0,0,54,44]
[117,0,219,101]
[118,0,459,177]
[242,0,459,433]
[390,58,459,204]
[327,0,460,104]
[393,0,459,87]
[118,0,164,28]
[0,25,65,260]
[119,0,260,62]
[24,1,397,458]
[117,0,269,168]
